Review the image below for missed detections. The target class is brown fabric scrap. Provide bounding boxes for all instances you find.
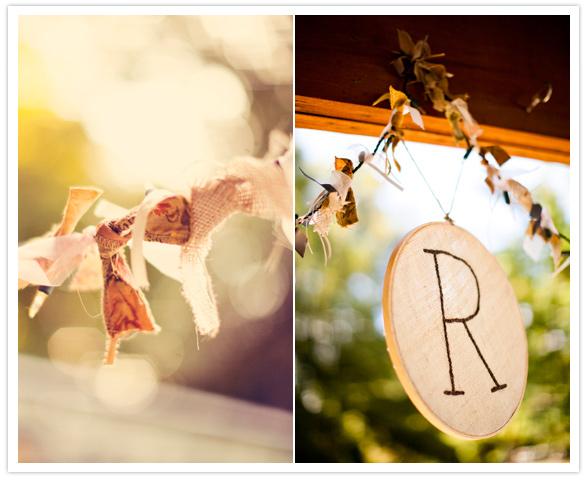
[95,193,191,365]
[95,222,158,365]
[144,195,191,244]
[54,187,102,237]
[334,157,358,228]
[480,146,511,167]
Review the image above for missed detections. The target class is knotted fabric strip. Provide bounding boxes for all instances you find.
[95,193,191,365]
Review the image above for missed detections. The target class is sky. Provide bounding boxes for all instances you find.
[295,128,570,256]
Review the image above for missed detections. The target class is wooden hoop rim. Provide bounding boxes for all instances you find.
[382,222,528,440]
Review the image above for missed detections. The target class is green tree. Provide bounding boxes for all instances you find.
[294,147,570,463]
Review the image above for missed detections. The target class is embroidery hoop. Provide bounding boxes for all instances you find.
[382,221,528,439]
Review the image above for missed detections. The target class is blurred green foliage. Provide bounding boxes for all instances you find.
[294,147,570,463]
[18,109,94,238]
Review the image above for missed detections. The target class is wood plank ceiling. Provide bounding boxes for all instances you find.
[295,15,571,164]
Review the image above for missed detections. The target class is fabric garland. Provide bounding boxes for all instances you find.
[18,138,293,365]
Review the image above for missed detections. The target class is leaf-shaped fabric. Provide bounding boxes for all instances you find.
[397,29,415,56]
[54,187,102,236]
[336,187,359,228]
[334,157,355,177]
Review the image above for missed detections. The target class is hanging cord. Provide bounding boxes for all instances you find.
[558,232,570,244]
[401,140,448,218]
[401,140,472,223]
[300,133,468,226]
[300,134,392,225]
[446,154,469,218]
[352,133,388,175]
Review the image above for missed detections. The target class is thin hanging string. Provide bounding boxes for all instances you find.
[401,140,469,222]
[57,233,102,320]
[447,157,466,217]
[73,283,102,319]
[401,140,448,218]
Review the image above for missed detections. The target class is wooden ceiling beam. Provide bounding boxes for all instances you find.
[295,96,570,165]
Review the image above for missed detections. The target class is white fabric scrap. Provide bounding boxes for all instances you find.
[329,170,353,200]
[18,226,96,287]
[130,189,175,290]
[367,163,404,191]
[93,199,130,220]
[142,241,183,282]
[404,105,425,130]
[347,144,403,191]
[523,232,545,262]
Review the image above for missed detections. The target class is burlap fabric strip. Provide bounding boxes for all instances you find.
[180,157,292,339]
[94,157,291,364]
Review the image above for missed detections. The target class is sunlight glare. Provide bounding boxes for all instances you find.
[230,266,289,320]
[83,79,212,189]
[93,357,159,412]
[188,64,249,121]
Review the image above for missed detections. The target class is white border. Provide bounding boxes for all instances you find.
[7,4,579,16]
[7,3,580,473]
[568,3,581,473]
[7,4,19,474]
